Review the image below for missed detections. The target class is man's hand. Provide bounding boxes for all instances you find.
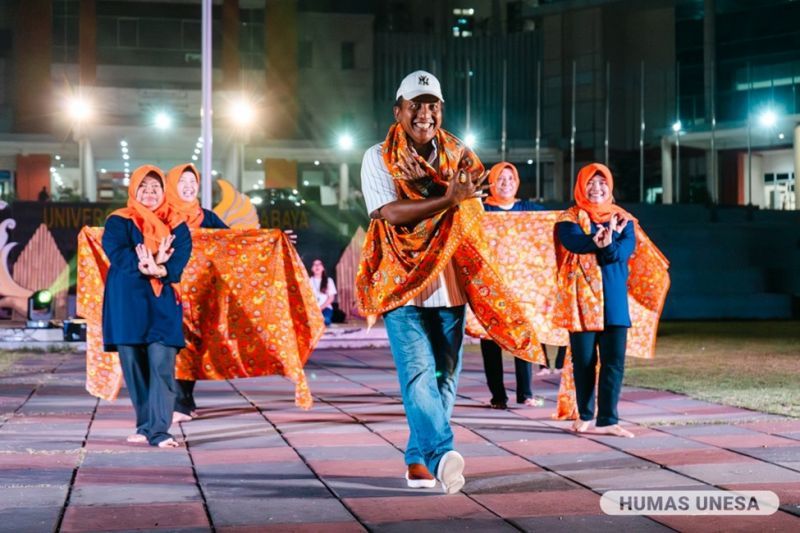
[444,169,489,205]
[395,151,429,179]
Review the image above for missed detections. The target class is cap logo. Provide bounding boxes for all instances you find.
[418,75,430,86]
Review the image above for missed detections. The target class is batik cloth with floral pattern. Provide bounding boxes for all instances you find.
[552,206,670,419]
[356,123,544,363]
[77,227,323,409]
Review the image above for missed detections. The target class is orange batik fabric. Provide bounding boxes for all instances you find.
[552,206,670,419]
[77,227,323,409]
[464,211,569,348]
[356,124,544,364]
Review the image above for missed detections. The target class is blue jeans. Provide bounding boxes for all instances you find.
[322,307,333,326]
[383,305,465,476]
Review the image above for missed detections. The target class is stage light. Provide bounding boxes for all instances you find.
[27,289,54,328]
[672,121,682,133]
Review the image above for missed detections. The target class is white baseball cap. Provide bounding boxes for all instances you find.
[395,70,444,102]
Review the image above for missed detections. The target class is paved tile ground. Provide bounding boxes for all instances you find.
[1,346,799,532]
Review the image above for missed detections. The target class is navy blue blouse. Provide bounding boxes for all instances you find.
[556,220,636,327]
[101,216,192,350]
[200,208,229,229]
[483,199,545,212]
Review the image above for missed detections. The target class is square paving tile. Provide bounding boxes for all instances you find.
[207,497,354,526]
[672,462,800,485]
[60,502,209,532]
[0,506,62,533]
[69,483,202,505]
[344,494,493,523]
[512,514,672,531]
[473,489,601,517]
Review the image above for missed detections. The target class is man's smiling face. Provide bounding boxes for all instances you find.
[393,95,442,149]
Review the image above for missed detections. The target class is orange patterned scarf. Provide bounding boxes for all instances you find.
[356,123,544,363]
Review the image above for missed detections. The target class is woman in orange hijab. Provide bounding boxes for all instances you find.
[102,165,193,448]
[162,163,228,424]
[554,163,636,438]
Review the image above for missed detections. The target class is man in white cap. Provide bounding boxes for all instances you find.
[356,70,488,494]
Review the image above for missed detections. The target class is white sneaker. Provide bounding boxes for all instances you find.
[436,450,465,494]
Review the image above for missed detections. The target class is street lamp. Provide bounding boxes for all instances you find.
[154,111,172,130]
[337,133,354,151]
[228,96,256,130]
[67,96,93,123]
[65,93,96,201]
[758,109,777,128]
[464,132,477,148]
[672,121,682,203]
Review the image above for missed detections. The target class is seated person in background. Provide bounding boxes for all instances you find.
[309,258,337,326]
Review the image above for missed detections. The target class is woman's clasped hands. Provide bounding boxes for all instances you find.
[136,235,175,278]
[592,214,628,249]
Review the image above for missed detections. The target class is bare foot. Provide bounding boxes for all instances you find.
[572,420,590,433]
[599,424,635,438]
[157,438,180,448]
[126,434,147,443]
[172,411,192,423]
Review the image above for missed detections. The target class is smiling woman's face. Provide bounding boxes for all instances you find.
[177,170,199,202]
[136,175,164,210]
[586,174,610,204]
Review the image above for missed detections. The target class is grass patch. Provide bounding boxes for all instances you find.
[625,321,800,418]
[0,351,27,374]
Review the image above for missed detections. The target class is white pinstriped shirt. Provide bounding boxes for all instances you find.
[360,142,467,308]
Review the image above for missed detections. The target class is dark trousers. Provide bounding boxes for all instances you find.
[543,346,567,369]
[118,342,177,445]
[480,339,533,404]
[175,379,196,415]
[569,327,628,427]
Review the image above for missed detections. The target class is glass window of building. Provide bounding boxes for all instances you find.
[341,42,355,70]
[299,40,313,68]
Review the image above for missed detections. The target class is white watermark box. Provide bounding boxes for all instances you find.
[600,490,779,516]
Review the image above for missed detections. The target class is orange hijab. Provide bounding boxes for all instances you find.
[573,163,632,224]
[484,162,520,207]
[108,165,171,296]
[164,163,204,230]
